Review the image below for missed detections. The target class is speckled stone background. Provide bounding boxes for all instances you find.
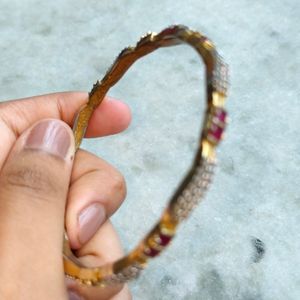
[0,1,299,299]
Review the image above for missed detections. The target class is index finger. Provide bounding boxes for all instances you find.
[0,91,131,167]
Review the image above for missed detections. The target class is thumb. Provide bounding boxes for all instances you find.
[0,119,75,299]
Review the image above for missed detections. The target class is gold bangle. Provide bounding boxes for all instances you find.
[63,24,229,287]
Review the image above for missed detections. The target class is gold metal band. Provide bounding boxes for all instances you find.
[64,24,229,287]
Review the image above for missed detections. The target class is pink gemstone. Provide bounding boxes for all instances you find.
[158,233,173,246]
[208,124,223,141]
[215,109,227,123]
[160,26,178,36]
[144,247,160,257]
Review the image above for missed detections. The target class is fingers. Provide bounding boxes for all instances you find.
[64,145,131,299]
[67,221,132,300]
[85,97,131,138]
[0,119,75,299]
[66,149,126,249]
[110,286,132,300]
[0,92,131,168]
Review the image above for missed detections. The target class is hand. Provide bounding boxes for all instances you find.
[0,92,132,300]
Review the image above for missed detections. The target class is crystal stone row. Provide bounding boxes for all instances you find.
[172,158,215,222]
[212,55,229,95]
[104,263,144,285]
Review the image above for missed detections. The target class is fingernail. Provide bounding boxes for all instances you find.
[25,120,72,159]
[68,290,83,300]
[78,203,106,245]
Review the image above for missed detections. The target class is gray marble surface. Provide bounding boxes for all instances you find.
[0,1,299,299]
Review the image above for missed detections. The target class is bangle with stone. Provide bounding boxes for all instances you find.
[63,24,229,287]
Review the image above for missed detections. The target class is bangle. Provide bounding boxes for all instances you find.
[63,24,229,287]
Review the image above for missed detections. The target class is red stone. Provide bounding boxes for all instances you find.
[144,247,160,257]
[214,109,227,123]
[160,26,179,36]
[158,233,173,246]
[208,124,223,141]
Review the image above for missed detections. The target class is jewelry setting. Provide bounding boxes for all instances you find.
[64,24,229,287]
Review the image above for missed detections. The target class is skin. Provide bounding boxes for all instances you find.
[0,92,132,300]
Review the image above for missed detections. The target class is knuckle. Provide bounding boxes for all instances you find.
[110,169,126,199]
[0,101,32,137]
[1,157,63,201]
